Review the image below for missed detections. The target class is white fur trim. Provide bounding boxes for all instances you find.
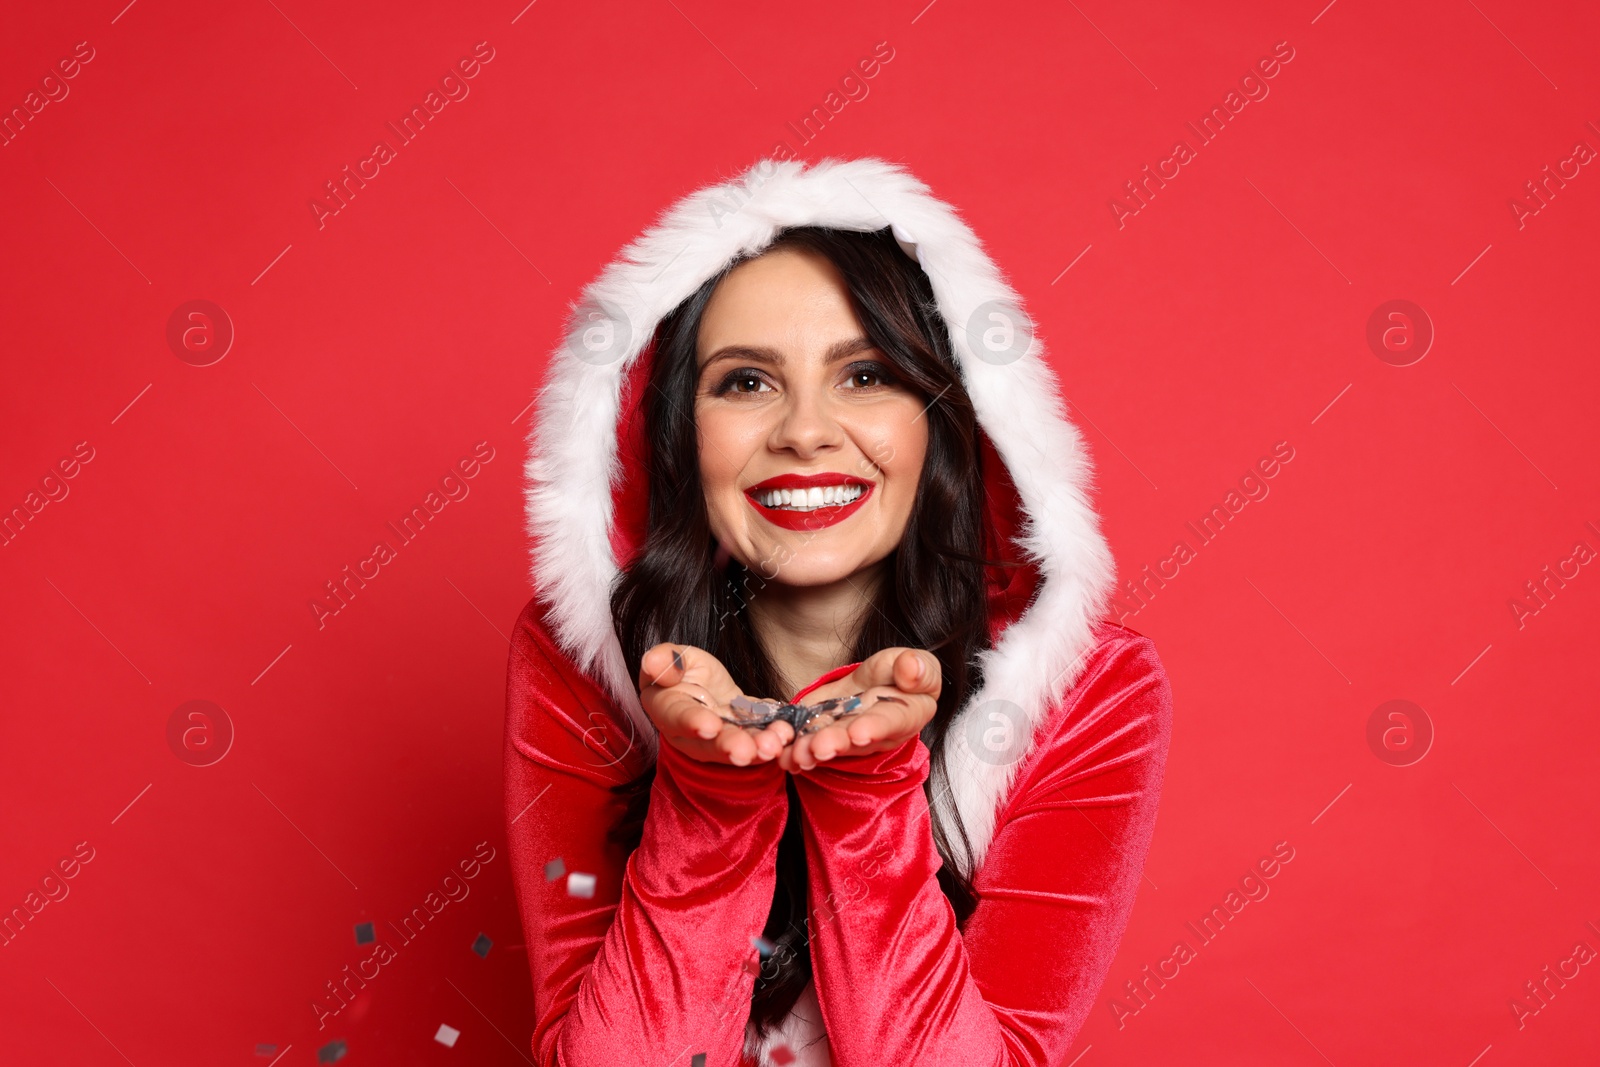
[523,155,1116,870]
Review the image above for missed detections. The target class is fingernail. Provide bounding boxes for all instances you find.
[672,648,685,672]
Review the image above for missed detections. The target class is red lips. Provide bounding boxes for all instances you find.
[744,473,874,531]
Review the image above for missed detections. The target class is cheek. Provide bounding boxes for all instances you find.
[695,409,753,527]
[867,408,929,520]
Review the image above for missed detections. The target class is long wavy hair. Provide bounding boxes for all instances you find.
[606,224,1013,1040]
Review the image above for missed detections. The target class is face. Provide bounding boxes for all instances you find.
[695,246,929,589]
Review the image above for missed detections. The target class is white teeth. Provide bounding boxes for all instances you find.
[756,484,865,511]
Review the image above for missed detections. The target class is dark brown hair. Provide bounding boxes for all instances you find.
[606,225,1011,1039]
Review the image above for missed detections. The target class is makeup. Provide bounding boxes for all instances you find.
[744,472,874,532]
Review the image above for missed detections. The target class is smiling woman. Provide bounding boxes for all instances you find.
[505,157,1173,1067]
[690,233,935,695]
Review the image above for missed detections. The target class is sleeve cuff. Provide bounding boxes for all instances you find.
[653,729,789,801]
[795,734,928,787]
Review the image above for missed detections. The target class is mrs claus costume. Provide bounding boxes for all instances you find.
[503,157,1172,1066]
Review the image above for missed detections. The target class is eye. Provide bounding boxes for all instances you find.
[713,368,772,396]
[842,361,896,390]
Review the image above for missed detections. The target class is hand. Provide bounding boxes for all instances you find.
[777,648,942,773]
[638,643,796,767]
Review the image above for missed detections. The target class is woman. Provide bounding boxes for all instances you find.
[505,157,1172,1066]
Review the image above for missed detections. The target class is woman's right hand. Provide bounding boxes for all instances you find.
[638,643,795,767]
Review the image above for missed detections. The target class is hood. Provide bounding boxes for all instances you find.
[522,156,1115,873]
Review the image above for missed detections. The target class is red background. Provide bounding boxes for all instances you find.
[3,0,1597,1063]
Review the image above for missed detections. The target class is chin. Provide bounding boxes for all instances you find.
[763,552,884,586]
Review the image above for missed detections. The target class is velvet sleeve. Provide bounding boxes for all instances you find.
[503,597,792,1066]
[789,630,1172,1065]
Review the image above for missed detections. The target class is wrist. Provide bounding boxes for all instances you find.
[796,733,927,783]
[655,730,788,797]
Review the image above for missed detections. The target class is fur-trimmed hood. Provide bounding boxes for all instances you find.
[522,156,1116,880]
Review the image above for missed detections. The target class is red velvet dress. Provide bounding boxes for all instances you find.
[503,594,1172,1066]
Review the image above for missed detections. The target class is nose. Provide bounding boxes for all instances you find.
[768,384,843,459]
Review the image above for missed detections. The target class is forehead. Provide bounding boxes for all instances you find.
[696,247,864,362]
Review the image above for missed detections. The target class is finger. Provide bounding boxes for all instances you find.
[845,708,896,747]
[713,722,761,766]
[749,729,775,761]
[860,694,916,730]
[769,719,796,748]
[654,686,724,741]
[755,721,794,760]
[850,647,938,696]
[668,721,752,766]
[809,722,854,761]
[640,643,687,691]
[894,649,941,695]
[791,731,817,771]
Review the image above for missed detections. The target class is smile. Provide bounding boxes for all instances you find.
[744,475,874,531]
[754,484,865,511]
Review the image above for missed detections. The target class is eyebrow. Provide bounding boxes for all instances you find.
[699,336,877,374]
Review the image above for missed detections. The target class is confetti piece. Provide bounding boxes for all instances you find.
[317,1038,347,1064]
[434,1023,460,1048]
[254,1045,277,1057]
[566,872,596,899]
[751,935,775,956]
[770,1044,796,1065]
[471,932,493,958]
[742,958,761,976]
[544,857,566,881]
[723,694,868,735]
[691,1055,707,1067]
[353,922,375,945]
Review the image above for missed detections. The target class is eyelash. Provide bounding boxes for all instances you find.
[712,361,896,397]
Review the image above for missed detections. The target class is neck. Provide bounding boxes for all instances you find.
[745,561,884,698]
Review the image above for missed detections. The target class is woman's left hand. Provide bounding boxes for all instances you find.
[778,647,942,773]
